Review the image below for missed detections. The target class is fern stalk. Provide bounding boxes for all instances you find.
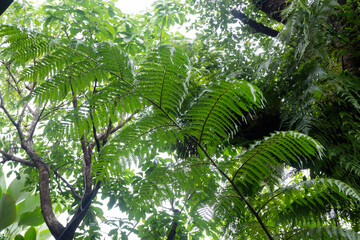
[194,141,275,240]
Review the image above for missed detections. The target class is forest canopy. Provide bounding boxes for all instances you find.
[0,0,359,239]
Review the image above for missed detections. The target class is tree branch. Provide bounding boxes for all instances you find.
[69,79,93,198]
[80,134,93,197]
[26,106,43,142]
[20,138,65,238]
[0,150,35,167]
[231,9,279,37]
[4,63,24,98]
[0,90,26,142]
[35,159,65,238]
[42,139,60,158]
[0,86,65,238]
[53,169,81,199]
[253,0,289,23]
[88,111,137,150]
[58,181,101,240]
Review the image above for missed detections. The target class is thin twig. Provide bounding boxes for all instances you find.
[43,140,60,158]
[0,90,26,141]
[53,169,81,199]
[88,111,138,150]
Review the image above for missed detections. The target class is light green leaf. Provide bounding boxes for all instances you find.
[18,207,44,226]
[24,226,37,240]
[0,166,6,193]
[0,193,16,231]
[38,229,52,240]
[6,173,31,203]
[17,195,40,216]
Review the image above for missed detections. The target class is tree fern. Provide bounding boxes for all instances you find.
[0,25,54,63]
[286,226,360,240]
[277,178,360,225]
[183,80,263,146]
[136,45,190,118]
[230,131,322,188]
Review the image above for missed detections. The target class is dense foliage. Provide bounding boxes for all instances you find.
[0,0,359,239]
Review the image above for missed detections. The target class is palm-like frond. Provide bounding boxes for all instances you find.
[183,80,263,146]
[287,226,360,240]
[88,80,142,124]
[277,178,360,225]
[97,42,135,83]
[0,25,55,63]
[231,131,322,187]
[20,46,82,83]
[136,45,190,118]
[32,60,106,104]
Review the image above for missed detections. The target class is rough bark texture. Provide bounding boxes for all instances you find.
[36,161,65,238]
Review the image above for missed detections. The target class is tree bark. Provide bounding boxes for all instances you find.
[231,9,279,37]
[166,220,178,240]
[252,0,289,23]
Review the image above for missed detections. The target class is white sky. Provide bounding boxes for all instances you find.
[116,0,154,14]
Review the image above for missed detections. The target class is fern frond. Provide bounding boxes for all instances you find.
[287,226,360,240]
[89,80,142,121]
[184,80,263,146]
[131,165,175,208]
[0,25,55,63]
[95,111,180,180]
[277,178,360,225]
[137,46,190,118]
[32,61,107,104]
[20,46,82,83]
[232,131,323,186]
[43,103,92,140]
[97,42,135,83]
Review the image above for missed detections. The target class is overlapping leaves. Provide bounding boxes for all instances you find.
[183,80,263,146]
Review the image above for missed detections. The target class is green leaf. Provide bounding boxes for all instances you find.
[137,45,190,118]
[0,193,16,231]
[6,173,31,203]
[18,207,45,226]
[24,226,37,240]
[0,166,6,193]
[17,195,40,216]
[184,80,263,145]
[38,229,52,240]
[14,235,24,240]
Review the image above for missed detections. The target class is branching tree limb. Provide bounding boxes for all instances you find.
[231,9,279,37]
[53,168,82,199]
[0,87,66,238]
[88,111,137,150]
[0,150,35,167]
